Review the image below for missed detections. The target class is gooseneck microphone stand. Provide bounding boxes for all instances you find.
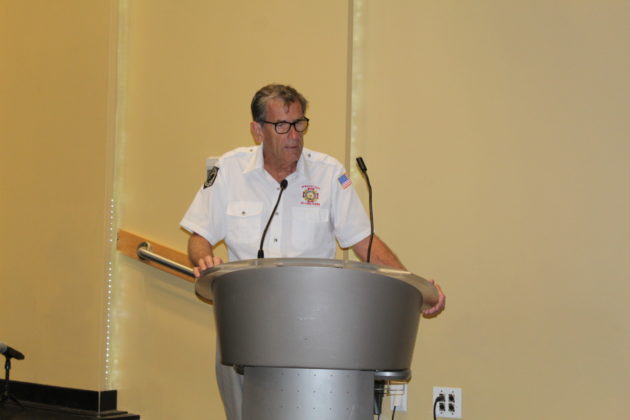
[257,179,288,258]
[356,157,374,263]
[1,354,23,408]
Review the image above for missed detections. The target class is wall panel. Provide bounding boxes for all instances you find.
[114,1,352,418]
[0,0,118,390]
[354,1,629,418]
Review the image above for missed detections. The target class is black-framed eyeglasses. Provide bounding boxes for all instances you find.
[259,117,309,134]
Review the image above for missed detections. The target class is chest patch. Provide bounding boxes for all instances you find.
[301,185,321,206]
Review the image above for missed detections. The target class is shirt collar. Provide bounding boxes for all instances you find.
[294,148,310,181]
[243,145,264,174]
[243,144,311,182]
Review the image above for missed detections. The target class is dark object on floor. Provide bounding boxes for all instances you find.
[0,381,139,419]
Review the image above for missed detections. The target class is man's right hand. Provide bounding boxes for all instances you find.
[193,255,224,278]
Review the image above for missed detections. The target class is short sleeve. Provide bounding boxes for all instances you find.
[330,168,371,248]
[180,165,227,246]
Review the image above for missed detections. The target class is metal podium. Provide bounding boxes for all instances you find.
[195,258,438,420]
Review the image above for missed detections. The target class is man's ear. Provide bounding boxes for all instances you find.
[250,121,263,144]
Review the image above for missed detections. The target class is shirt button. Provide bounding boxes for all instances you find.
[273,238,278,242]
[241,211,246,215]
[275,212,279,216]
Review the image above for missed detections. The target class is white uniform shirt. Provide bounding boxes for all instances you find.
[180,145,371,261]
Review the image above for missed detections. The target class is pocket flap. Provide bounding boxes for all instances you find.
[226,201,263,217]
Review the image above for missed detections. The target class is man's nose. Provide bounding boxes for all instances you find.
[287,123,301,137]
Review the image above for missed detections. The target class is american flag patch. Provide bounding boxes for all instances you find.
[338,173,352,189]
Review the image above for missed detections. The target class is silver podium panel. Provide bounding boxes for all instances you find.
[242,367,373,420]
[196,258,438,371]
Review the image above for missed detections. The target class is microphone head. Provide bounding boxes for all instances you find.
[356,157,368,173]
[280,179,288,189]
[0,343,25,360]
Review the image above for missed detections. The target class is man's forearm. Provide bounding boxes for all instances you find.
[187,233,214,265]
[352,235,406,270]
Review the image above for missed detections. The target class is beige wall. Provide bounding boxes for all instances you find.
[355,1,629,419]
[120,0,351,252]
[0,0,117,390]
[2,1,628,419]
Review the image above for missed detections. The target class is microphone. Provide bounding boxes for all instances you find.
[257,179,288,258]
[0,343,25,360]
[356,157,374,263]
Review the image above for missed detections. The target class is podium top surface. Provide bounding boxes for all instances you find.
[196,258,439,310]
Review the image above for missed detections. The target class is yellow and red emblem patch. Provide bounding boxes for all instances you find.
[301,185,320,206]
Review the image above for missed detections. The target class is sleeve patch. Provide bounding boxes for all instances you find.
[338,173,352,189]
[204,166,219,188]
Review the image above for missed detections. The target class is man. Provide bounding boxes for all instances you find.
[181,84,445,419]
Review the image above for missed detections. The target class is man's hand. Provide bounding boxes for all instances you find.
[193,255,224,278]
[422,279,446,317]
[353,234,446,317]
[188,233,223,278]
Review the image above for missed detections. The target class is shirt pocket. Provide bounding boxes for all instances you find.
[226,201,263,244]
[291,206,331,251]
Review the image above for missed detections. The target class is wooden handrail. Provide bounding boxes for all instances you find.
[116,229,194,282]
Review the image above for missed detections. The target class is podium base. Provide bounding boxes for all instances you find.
[242,367,373,420]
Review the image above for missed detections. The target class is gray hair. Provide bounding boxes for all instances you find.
[251,84,308,122]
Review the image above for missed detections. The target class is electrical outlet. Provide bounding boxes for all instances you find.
[433,387,462,418]
[389,383,407,412]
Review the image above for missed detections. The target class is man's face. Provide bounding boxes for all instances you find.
[254,98,305,170]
